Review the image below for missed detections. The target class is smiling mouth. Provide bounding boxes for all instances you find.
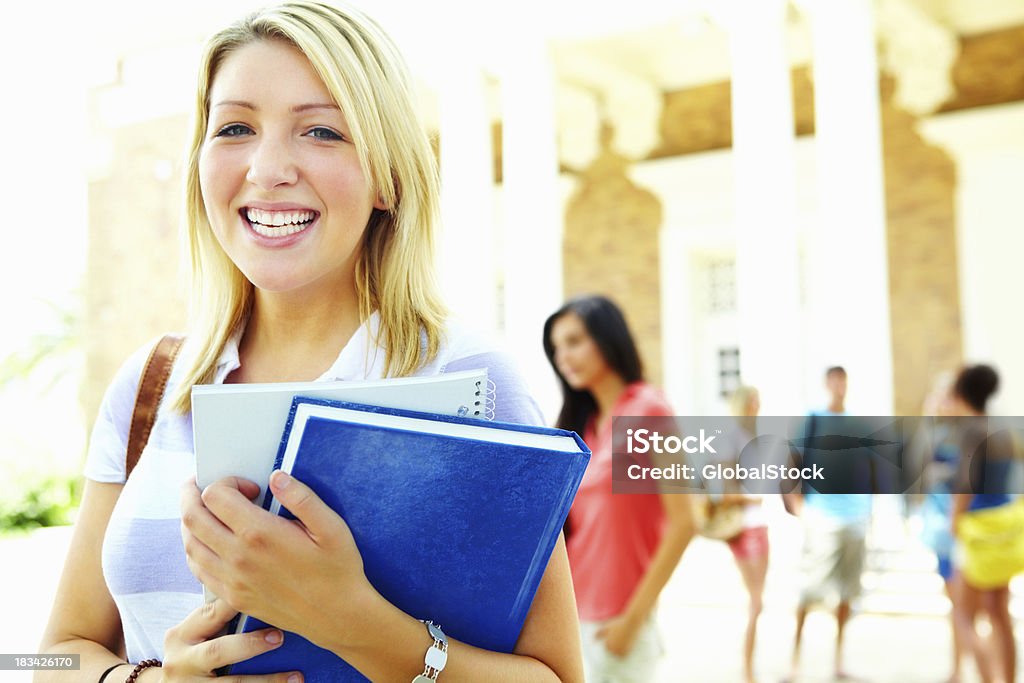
[242,207,319,238]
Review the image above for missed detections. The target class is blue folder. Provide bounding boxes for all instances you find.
[228,397,590,681]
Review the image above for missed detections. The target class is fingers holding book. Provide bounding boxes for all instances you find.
[180,474,379,649]
[162,597,299,680]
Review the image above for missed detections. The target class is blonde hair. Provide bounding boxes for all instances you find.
[728,385,759,418]
[170,1,446,413]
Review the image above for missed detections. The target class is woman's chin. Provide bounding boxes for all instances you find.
[564,376,590,392]
[244,272,314,295]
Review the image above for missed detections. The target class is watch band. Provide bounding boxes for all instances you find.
[411,620,448,682]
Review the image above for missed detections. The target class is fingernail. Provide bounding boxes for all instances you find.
[288,674,302,683]
[273,470,291,489]
[265,630,283,644]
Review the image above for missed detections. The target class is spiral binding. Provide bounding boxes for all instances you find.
[483,379,497,420]
[468,379,497,420]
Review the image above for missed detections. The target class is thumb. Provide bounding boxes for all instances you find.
[269,470,339,543]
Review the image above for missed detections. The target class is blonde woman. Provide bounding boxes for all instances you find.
[37,3,584,682]
[717,386,769,683]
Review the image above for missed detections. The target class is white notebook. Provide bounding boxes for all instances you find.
[192,369,489,500]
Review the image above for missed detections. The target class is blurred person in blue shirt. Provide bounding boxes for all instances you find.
[784,366,872,683]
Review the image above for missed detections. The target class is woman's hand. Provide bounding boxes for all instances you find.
[161,597,299,681]
[595,613,643,658]
[180,472,381,650]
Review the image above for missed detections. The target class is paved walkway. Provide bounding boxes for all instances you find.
[3,500,1021,683]
[652,498,1019,682]
[654,537,976,683]
[0,526,72,683]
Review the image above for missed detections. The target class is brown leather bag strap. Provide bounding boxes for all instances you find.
[126,334,185,479]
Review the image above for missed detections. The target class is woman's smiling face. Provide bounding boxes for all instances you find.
[199,38,383,295]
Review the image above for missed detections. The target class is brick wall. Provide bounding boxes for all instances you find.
[83,113,190,423]
[563,136,664,385]
[880,76,962,415]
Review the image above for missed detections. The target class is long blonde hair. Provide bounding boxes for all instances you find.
[170,1,446,413]
[729,385,759,435]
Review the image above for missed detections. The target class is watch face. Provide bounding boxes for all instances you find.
[412,676,434,683]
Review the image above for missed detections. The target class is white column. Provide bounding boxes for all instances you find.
[498,23,564,400]
[805,0,894,413]
[438,57,498,333]
[920,103,1024,415]
[659,226,697,415]
[726,0,804,414]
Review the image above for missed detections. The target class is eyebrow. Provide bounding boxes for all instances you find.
[213,100,341,113]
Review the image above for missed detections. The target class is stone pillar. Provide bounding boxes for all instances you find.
[805,0,895,413]
[499,26,564,391]
[920,103,1024,415]
[726,0,804,413]
[438,56,498,332]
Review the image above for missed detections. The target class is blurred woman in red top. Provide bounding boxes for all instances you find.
[544,295,695,683]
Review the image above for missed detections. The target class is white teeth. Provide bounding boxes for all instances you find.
[245,208,315,227]
[244,208,316,238]
[249,220,312,238]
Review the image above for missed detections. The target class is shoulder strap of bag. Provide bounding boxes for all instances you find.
[126,334,185,479]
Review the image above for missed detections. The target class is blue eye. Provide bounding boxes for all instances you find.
[214,123,253,137]
[306,127,344,141]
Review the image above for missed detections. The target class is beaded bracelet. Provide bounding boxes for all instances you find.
[125,659,161,682]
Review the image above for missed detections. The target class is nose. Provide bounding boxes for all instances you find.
[245,134,298,190]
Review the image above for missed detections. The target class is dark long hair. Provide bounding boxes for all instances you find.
[542,295,644,435]
[954,364,1000,414]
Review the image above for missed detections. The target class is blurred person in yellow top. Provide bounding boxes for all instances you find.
[950,364,1020,683]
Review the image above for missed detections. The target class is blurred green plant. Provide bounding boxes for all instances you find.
[0,473,81,533]
[0,295,84,392]
[0,292,85,533]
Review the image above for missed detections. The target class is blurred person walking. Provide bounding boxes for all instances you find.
[704,385,770,683]
[950,364,1021,683]
[918,371,967,683]
[544,295,694,683]
[784,366,872,682]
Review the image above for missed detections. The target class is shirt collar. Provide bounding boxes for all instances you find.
[212,325,243,384]
[212,311,384,384]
